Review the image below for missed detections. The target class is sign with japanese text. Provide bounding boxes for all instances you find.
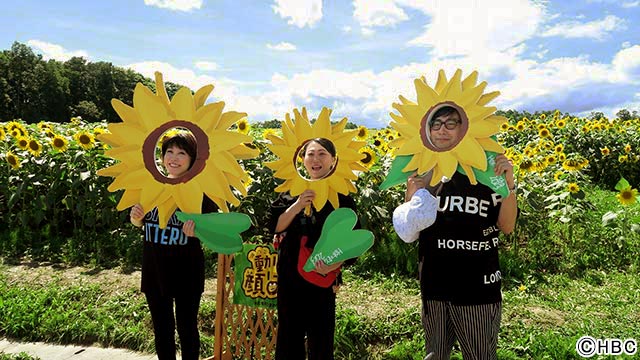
[233,244,278,309]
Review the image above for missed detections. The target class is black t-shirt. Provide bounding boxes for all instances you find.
[141,197,218,296]
[419,171,505,305]
[269,193,359,286]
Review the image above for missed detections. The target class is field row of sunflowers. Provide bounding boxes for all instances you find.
[1,111,639,272]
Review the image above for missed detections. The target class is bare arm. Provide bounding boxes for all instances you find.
[494,154,518,234]
[275,190,315,233]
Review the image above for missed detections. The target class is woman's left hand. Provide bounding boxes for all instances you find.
[182,220,196,237]
[314,260,343,275]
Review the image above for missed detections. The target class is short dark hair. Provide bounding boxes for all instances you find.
[161,132,197,168]
[303,138,336,157]
[429,106,460,126]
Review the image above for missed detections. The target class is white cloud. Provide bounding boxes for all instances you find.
[271,69,377,101]
[353,0,408,27]
[361,27,375,36]
[403,0,547,57]
[622,1,640,7]
[342,25,352,33]
[541,15,626,40]
[26,40,89,61]
[125,61,219,93]
[272,0,322,28]
[266,42,297,51]
[194,61,218,71]
[613,45,640,80]
[143,0,202,12]
[622,41,631,48]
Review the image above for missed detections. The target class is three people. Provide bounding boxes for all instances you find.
[405,106,518,360]
[130,132,217,360]
[269,138,359,360]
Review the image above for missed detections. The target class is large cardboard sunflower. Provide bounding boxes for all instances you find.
[97,72,259,228]
[265,107,367,212]
[388,69,507,186]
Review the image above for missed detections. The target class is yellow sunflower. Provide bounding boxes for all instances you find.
[355,125,368,140]
[624,144,632,153]
[5,152,20,169]
[567,183,580,193]
[265,107,367,212]
[562,159,583,172]
[600,147,610,156]
[51,135,69,152]
[16,136,29,150]
[619,155,628,163]
[0,127,5,140]
[388,69,506,185]
[97,72,259,228]
[74,131,95,150]
[262,128,280,140]
[27,139,43,157]
[616,186,638,206]
[358,147,376,169]
[236,118,250,135]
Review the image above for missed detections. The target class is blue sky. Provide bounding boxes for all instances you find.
[3,0,640,128]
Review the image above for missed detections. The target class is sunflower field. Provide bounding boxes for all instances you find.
[1,111,640,278]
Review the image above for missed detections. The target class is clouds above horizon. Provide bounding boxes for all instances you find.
[11,0,639,127]
[143,0,202,12]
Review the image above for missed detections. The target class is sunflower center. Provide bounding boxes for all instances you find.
[8,155,17,166]
[29,141,39,151]
[79,134,91,144]
[361,152,372,164]
[54,138,65,148]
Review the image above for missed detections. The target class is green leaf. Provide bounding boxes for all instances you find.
[303,208,374,271]
[615,177,630,191]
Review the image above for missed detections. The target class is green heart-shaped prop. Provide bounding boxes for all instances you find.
[303,208,374,271]
[457,151,509,198]
[380,155,413,190]
[175,211,250,254]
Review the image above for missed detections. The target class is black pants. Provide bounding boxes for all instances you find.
[145,291,202,360]
[275,275,336,360]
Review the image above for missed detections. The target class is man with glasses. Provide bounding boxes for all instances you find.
[406,105,518,360]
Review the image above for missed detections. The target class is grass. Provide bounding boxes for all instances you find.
[0,354,40,360]
[1,261,638,359]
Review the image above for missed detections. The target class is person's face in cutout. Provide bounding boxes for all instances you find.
[429,109,463,150]
[303,140,336,180]
[162,145,192,178]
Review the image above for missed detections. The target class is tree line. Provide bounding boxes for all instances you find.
[0,41,184,124]
[1,41,636,126]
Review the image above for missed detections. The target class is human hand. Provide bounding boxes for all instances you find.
[314,260,342,275]
[294,190,315,213]
[130,204,145,226]
[182,220,195,237]
[494,154,515,188]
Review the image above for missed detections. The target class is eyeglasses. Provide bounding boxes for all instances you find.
[430,120,461,131]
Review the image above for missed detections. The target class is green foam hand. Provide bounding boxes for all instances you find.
[303,208,374,272]
[380,155,413,190]
[175,211,250,254]
[457,150,509,198]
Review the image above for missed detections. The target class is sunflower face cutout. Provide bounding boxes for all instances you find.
[265,107,367,212]
[97,72,259,228]
[388,69,507,187]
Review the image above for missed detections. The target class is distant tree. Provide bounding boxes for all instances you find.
[256,119,282,128]
[588,111,605,120]
[616,109,632,121]
[71,100,102,122]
